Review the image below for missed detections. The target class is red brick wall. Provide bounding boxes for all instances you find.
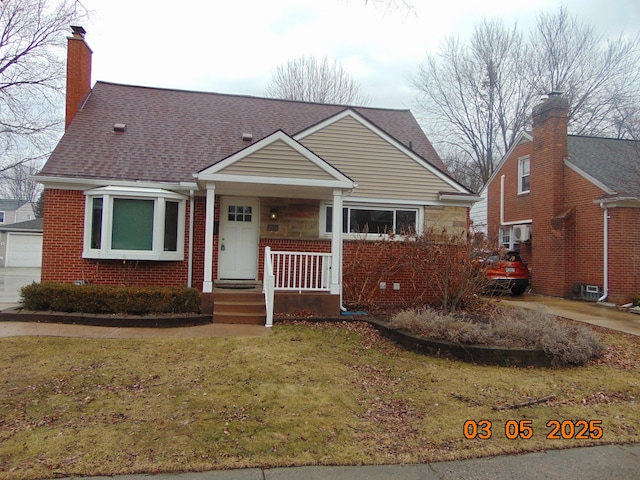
[607,207,640,304]
[42,189,191,287]
[486,141,533,243]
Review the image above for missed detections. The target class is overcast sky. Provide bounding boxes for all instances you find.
[79,0,640,110]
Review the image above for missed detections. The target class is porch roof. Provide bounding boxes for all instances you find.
[196,130,356,198]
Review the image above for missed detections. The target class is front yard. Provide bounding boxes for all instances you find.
[1,321,639,479]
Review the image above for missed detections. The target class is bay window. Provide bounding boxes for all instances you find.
[83,186,186,260]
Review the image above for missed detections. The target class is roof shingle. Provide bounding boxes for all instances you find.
[41,82,446,184]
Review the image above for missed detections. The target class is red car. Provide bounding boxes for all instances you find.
[483,251,530,296]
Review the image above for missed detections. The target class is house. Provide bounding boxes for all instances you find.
[0,218,43,267]
[485,93,640,305]
[36,27,477,324]
[0,199,36,226]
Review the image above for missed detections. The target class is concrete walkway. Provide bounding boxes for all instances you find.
[62,443,640,480]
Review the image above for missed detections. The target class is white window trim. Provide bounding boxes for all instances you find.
[518,155,530,194]
[83,186,187,261]
[320,201,423,240]
[499,226,513,250]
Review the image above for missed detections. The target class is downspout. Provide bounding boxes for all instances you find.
[598,203,609,302]
[187,190,195,288]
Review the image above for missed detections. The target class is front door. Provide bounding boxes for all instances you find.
[218,197,259,280]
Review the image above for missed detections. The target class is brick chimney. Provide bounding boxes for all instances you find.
[530,93,573,297]
[65,26,92,130]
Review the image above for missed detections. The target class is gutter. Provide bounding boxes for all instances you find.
[598,203,609,302]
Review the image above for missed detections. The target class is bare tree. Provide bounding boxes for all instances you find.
[0,0,87,174]
[1,161,42,202]
[413,19,531,185]
[363,0,415,15]
[265,56,370,106]
[413,7,640,188]
[528,7,640,138]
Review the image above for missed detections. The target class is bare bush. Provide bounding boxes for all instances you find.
[389,306,605,366]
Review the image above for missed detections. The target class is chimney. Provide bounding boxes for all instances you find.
[531,93,569,214]
[66,26,92,130]
[530,93,572,298]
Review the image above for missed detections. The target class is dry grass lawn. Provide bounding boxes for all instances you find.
[1,321,639,480]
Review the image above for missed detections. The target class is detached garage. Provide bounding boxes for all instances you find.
[0,218,43,267]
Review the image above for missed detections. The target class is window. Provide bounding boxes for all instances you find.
[518,156,530,194]
[324,204,419,236]
[83,186,186,260]
[499,227,512,249]
[0,211,4,223]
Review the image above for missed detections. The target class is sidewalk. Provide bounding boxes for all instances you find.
[64,443,640,480]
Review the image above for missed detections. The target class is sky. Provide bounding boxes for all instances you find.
[79,0,640,110]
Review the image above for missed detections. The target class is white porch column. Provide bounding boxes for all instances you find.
[203,185,216,293]
[330,188,344,295]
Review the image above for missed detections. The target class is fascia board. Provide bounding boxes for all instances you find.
[34,175,197,192]
[483,131,533,192]
[197,173,354,189]
[564,159,616,195]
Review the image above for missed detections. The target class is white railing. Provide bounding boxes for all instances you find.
[269,250,332,291]
[263,247,332,328]
[263,246,275,328]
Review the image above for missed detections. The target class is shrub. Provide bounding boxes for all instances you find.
[389,306,605,366]
[633,293,640,306]
[20,282,201,314]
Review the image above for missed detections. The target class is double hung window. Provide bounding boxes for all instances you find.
[518,156,530,194]
[84,186,186,260]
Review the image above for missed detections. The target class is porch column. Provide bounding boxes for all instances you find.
[330,188,344,295]
[203,185,216,293]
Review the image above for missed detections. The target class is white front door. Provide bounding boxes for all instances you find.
[218,197,259,280]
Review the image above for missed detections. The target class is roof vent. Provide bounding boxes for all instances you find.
[241,133,253,142]
[113,123,127,133]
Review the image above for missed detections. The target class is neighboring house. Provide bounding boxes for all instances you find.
[36,27,477,323]
[486,94,640,305]
[0,199,36,226]
[0,218,43,267]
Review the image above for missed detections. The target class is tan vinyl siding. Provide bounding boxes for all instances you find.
[300,116,452,200]
[218,140,336,180]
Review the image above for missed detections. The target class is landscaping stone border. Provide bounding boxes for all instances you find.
[366,318,555,367]
[0,307,211,328]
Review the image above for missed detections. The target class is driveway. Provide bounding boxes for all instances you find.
[0,267,41,308]
[500,294,640,336]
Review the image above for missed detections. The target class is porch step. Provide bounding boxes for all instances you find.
[213,289,266,325]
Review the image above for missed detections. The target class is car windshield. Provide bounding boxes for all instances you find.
[488,252,523,263]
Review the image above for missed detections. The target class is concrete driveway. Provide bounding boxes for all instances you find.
[500,294,640,336]
[0,267,40,308]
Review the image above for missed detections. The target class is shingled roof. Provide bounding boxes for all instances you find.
[40,81,446,185]
[568,135,640,198]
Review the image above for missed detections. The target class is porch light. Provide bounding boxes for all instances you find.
[269,208,278,220]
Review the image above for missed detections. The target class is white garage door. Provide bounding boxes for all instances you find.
[6,233,43,267]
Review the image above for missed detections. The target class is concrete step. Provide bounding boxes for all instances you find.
[213,311,266,325]
[212,289,266,325]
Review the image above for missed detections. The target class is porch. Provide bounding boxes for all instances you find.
[206,249,341,325]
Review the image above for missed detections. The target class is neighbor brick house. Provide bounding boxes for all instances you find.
[36,27,477,323]
[485,94,640,305]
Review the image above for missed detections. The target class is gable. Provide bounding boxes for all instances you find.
[215,138,337,181]
[297,113,461,201]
